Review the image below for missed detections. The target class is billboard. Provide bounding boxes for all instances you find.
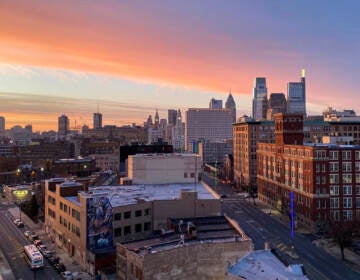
[86,196,113,252]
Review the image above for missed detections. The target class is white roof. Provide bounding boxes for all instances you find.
[78,182,216,207]
[228,250,309,280]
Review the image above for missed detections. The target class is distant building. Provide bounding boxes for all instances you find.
[252,77,268,121]
[52,157,96,177]
[225,92,237,123]
[287,70,306,116]
[0,116,5,136]
[233,116,274,188]
[209,98,223,109]
[168,109,177,126]
[128,153,201,185]
[186,106,233,151]
[117,216,252,280]
[58,114,69,140]
[198,140,233,164]
[93,113,102,129]
[8,125,33,146]
[266,93,287,120]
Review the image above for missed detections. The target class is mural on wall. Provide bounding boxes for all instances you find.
[87,195,113,252]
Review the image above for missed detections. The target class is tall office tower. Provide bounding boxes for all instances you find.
[154,109,160,128]
[266,93,287,120]
[168,109,177,126]
[58,114,69,139]
[173,109,185,152]
[209,98,223,109]
[252,77,268,120]
[225,92,236,123]
[186,107,233,151]
[0,116,5,136]
[287,69,306,116]
[93,113,102,129]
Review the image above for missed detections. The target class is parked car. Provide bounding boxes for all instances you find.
[16,221,24,228]
[33,239,42,246]
[37,244,47,252]
[61,271,73,280]
[24,230,32,238]
[42,250,54,258]
[48,256,60,265]
[29,234,38,241]
[54,263,66,273]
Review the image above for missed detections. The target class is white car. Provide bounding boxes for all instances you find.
[61,271,73,280]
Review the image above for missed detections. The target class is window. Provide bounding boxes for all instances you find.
[330,174,339,184]
[135,210,142,217]
[343,186,352,195]
[114,227,121,237]
[316,200,321,209]
[342,162,352,172]
[190,173,195,178]
[330,186,339,195]
[124,225,131,235]
[356,174,360,184]
[343,210,353,221]
[316,176,320,184]
[184,173,188,178]
[342,174,352,184]
[357,186,360,195]
[144,208,151,216]
[114,213,122,221]
[343,197,352,208]
[356,197,360,208]
[355,150,360,160]
[322,164,326,172]
[342,151,351,160]
[135,223,142,233]
[60,202,63,210]
[322,176,326,184]
[330,197,339,208]
[356,162,360,172]
[144,222,151,231]
[63,204,68,213]
[330,162,339,172]
[331,210,340,221]
[329,151,338,160]
[124,211,131,219]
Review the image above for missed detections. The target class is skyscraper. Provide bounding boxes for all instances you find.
[154,109,159,128]
[266,93,287,120]
[168,109,177,126]
[225,92,236,123]
[287,69,306,116]
[209,98,223,109]
[0,116,5,136]
[252,78,268,120]
[93,113,102,129]
[58,114,69,140]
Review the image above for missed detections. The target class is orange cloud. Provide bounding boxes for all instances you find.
[0,0,290,95]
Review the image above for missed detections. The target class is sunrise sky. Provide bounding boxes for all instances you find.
[1,0,360,131]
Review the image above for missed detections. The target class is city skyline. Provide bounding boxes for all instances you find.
[1,1,360,131]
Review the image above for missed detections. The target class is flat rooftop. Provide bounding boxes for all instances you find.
[122,216,248,256]
[76,182,216,207]
[228,250,309,280]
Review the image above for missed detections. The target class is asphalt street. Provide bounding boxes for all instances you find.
[0,202,61,280]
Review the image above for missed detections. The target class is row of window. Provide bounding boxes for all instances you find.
[59,216,80,237]
[331,210,359,221]
[330,185,360,195]
[329,197,360,209]
[48,195,56,205]
[48,208,56,219]
[114,222,151,237]
[114,208,151,221]
[59,201,80,221]
[315,150,360,160]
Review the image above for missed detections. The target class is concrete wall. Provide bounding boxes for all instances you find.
[128,154,201,185]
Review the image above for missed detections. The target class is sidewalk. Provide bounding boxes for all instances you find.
[7,207,92,280]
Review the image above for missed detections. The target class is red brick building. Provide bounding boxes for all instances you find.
[257,114,360,230]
